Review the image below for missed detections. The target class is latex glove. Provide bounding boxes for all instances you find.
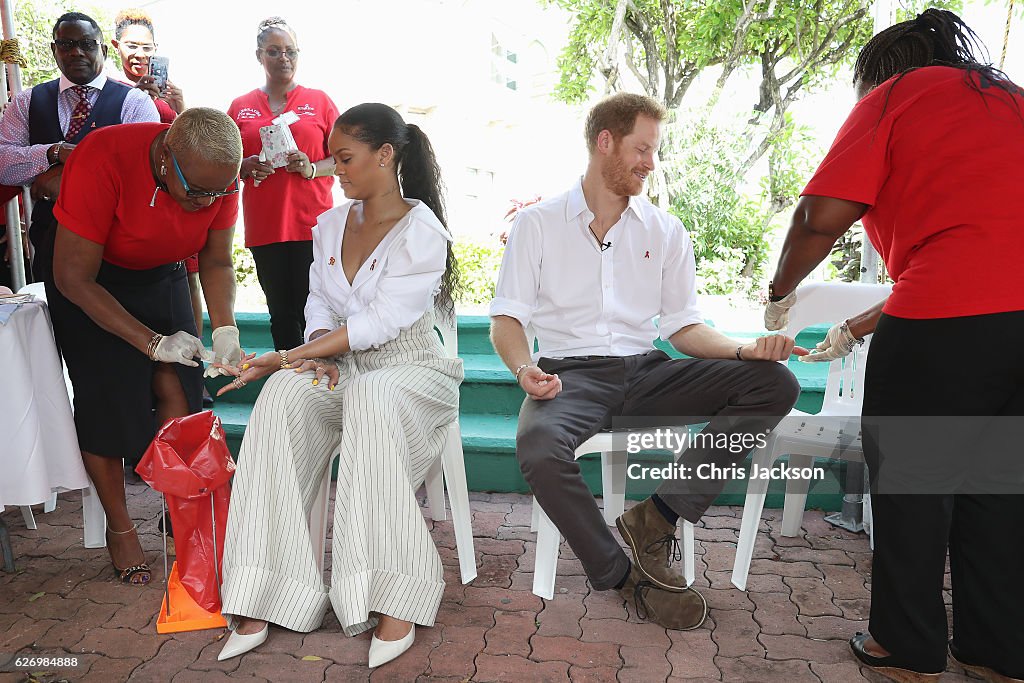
[764,290,797,331]
[153,331,204,367]
[799,322,862,363]
[203,325,243,378]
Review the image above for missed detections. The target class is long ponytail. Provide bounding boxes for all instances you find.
[399,124,461,321]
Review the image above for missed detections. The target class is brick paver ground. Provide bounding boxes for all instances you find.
[1,479,981,682]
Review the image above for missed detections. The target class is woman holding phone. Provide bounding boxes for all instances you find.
[111,9,183,123]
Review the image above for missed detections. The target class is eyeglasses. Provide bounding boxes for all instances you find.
[169,150,240,199]
[122,42,157,54]
[260,47,300,60]
[53,38,101,53]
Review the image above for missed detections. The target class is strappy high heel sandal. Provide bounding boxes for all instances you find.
[106,523,151,585]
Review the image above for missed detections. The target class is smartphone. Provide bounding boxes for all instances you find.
[149,55,169,91]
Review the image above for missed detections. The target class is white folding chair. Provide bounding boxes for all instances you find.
[531,430,696,600]
[309,309,477,584]
[731,281,890,590]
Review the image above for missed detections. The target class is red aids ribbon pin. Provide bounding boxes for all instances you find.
[644,250,650,259]
[328,256,336,266]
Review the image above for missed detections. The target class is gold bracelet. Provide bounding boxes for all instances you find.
[278,349,290,368]
[147,333,163,361]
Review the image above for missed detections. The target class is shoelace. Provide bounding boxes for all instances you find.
[645,533,682,563]
[632,579,656,621]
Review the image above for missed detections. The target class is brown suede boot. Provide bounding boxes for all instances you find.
[616,498,688,592]
[618,565,707,631]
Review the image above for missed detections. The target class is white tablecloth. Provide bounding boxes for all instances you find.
[0,301,89,511]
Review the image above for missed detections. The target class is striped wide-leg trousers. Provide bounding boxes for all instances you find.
[220,313,463,636]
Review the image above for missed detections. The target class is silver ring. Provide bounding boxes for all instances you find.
[232,377,247,388]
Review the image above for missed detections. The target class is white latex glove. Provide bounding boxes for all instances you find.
[203,325,243,378]
[798,322,862,363]
[153,331,204,367]
[764,290,798,331]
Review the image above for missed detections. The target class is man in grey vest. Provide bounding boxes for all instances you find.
[0,11,158,282]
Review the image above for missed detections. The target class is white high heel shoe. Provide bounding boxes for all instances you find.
[217,623,269,661]
[368,624,415,668]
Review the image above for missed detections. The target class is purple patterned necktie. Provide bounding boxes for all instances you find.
[65,85,93,140]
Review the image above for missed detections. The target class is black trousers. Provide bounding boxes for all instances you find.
[250,240,314,351]
[28,199,56,283]
[516,350,800,589]
[862,311,1024,676]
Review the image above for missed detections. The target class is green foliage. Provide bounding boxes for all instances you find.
[232,240,258,287]
[666,113,819,296]
[666,117,762,294]
[829,229,862,282]
[545,0,961,296]
[452,239,505,308]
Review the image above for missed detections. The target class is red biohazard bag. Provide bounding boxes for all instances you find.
[136,411,234,612]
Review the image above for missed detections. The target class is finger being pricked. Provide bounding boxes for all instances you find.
[755,334,795,361]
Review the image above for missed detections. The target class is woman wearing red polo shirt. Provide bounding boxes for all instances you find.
[227,17,339,350]
[767,10,1024,682]
[50,109,245,585]
[112,9,210,401]
[111,8,183,124]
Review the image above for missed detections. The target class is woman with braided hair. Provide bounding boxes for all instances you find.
[766,9,1024,682]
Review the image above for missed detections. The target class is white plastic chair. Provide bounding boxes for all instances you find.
[731,281,891,590]
[531,430,696,600]
[309,310,477,584]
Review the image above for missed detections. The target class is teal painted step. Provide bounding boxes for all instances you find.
[205,312,837,507]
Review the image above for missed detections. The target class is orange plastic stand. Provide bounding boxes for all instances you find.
[156,561,227,634]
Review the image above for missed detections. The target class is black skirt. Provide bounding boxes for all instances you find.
[45,260,203,462]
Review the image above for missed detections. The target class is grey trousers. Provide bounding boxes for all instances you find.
[516,350,800,590]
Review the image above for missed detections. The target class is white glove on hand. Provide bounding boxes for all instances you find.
[798,322,862,363]
[153,331,204,367]
[764,290,798,331]
[203,325,243,378]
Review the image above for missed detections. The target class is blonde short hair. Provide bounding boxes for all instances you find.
[165,107,242,168]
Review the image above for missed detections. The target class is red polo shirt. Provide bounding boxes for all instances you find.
[227,86,339,247]
[54,123,238,270]
[803,66,1024,319]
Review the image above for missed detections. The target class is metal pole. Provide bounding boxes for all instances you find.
[2,0,29,291]
[210,493,223,605]
[823,0,892,536]
[161,495,171,617]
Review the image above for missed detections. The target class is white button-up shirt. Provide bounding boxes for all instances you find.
[0,71,160,186]
[304,199,452,351]
[490,179,704,360]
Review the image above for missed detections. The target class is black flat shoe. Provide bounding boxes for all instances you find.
[850,633,942,682]
[949,641,1024,683]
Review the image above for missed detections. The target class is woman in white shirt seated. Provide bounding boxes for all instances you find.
[214,103,463,668]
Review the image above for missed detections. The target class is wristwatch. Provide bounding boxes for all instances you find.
[47,142,66,166]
